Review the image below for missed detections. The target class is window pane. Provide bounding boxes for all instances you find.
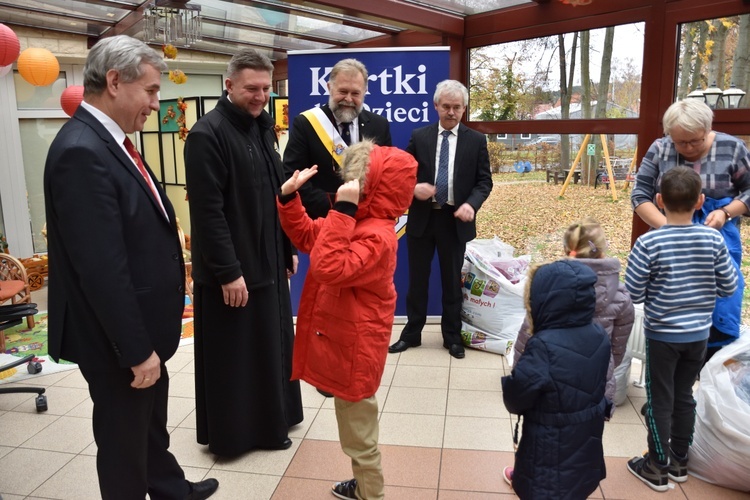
[487,133,637,178]
[14,71,68,110]
[19,118,67,253]
[676,15,750,108]
[469,22,644,121]
[159,73,223,100]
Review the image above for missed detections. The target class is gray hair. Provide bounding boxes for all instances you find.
[83,35,167,95]
[662,99,714,135]
[329,58,368,91]
[434,80,469,106]
[228,49,274,77]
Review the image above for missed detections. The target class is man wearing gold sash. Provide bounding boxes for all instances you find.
[283,58,392,220]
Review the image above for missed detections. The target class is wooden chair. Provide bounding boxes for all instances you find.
[0,253,35,347]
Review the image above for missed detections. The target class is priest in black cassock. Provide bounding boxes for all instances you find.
[185,48,303,457]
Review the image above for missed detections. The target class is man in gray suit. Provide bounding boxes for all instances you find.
[389,80,493,359]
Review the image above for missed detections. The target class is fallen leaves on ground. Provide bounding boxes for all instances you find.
[478,174,750,323]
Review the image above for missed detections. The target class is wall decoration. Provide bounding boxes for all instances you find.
[0,23,20,67]
[159,99,180,132]
[273,96,289,130]
[60,85,84,117]
[17,48,60,86]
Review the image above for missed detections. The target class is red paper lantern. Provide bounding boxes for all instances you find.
[60,85,84,117]
[0,24,20,67]
[17,47,60,87]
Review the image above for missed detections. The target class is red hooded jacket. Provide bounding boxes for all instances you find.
[278,145,417,401]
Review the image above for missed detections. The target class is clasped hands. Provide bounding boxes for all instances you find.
[413,182,475,222]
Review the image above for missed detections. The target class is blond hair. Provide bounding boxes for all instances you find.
[563,217,606,259]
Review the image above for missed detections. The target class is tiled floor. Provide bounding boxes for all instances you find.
[1,288,748,499]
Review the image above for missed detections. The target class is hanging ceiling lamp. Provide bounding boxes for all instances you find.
[0,23,20,67]
[144,0,202,48]
[17,47,60,86]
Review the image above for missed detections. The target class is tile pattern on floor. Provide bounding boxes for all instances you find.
[1,292,747,499]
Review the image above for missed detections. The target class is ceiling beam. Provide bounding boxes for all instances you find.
[282,0,464,36]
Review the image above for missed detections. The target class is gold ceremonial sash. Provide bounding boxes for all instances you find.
[302,107,348,165]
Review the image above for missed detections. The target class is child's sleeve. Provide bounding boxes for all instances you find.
[276,193,322,254]
[502,335,551,415]
[625,238,649,304]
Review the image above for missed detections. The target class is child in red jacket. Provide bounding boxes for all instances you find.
[277,140,417,500]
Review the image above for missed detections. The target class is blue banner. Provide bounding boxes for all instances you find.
[286,47,449,317]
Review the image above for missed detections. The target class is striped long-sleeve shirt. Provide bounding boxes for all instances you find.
[625,224,738,343]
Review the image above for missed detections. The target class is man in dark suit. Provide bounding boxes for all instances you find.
[283,58,391,220]
[389,80,493,359]
[44,35,218,500]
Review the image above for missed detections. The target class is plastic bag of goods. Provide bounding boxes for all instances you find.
[613,349,633,406]
[688,332,750,492]
[460,238,529,355]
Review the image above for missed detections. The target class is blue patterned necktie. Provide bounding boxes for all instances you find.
[435,130,451,206]
[341,122,352,146]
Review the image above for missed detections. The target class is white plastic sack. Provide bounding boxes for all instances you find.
[460,238,528,355]
[689,332,750,492]
[460,320,516,356]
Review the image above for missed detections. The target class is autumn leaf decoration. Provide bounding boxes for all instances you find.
[169,69,187,85]
[177,97,189,141]
[162,44,178,59]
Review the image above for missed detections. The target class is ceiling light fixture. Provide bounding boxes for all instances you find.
[144,0,201,47]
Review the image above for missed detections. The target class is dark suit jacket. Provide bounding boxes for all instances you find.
[405,123,493,243]
[283,104,391,219]
[44,106,186,371]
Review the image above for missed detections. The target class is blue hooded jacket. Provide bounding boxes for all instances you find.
[502,259,611,500]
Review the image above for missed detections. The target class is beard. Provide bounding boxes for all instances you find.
[329,97,361,123]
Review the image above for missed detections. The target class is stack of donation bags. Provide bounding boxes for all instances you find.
[460,238,529,357]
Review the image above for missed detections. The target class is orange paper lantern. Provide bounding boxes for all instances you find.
[0,24,20,67]
[60,85,84,117]
[17,47,60,87]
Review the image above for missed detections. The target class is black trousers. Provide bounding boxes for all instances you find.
[80,363,188,500]
[400,205,465,346]
[643,338,706,463]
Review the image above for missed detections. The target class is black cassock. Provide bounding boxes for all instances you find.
[188,97,303,457]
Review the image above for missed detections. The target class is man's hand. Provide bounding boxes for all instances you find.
[281,166,318,196]
[336,179,360,205]
[454,203,475,222]
[414,182,437,201]
[222,276,248,307]
[287,255,299,279]
[131,351,161,389]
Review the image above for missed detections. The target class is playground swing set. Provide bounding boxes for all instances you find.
[557,134,637,201]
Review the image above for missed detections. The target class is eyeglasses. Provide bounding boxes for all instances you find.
[672,135,705,148]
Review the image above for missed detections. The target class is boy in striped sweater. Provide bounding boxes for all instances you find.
[625,166,738,492]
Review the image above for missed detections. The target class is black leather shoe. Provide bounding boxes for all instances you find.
[186,478,219,500]
[443,342,465,359]
[317,388,334,398]
[257,438,292,451]
[388,339,421,353]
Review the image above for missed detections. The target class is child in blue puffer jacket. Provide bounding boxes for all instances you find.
[502,259,611,499]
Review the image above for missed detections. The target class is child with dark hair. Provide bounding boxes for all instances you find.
[625,166,738,491]
[502,259,611,499]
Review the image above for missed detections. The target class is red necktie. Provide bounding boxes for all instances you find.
[123,137,167,217]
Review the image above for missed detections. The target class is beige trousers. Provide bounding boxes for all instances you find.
[334,395,384,500]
